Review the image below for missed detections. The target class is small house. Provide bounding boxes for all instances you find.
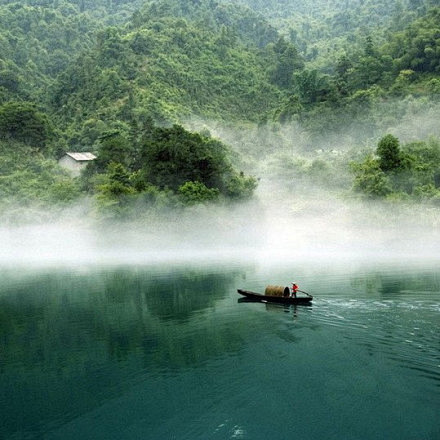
[59,152,96,177]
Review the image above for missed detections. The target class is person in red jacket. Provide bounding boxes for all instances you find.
[291,283,299,298]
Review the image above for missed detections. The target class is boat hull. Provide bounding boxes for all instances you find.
[237,289,313,304]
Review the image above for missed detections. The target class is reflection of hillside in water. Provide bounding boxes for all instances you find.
[348,268,440,299]
[0,267,249,367]
[146,271,233,322]
[0,267,252,388]
[0,266,257,436]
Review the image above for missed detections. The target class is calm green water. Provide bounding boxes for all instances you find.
[0,262,439,440]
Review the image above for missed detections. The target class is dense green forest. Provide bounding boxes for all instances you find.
[0,0,439,221]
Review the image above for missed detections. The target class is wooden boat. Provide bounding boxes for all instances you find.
[237,289,313,305]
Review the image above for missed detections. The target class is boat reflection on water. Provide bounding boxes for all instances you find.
[237,296,312,318]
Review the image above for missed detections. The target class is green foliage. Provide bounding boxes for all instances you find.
[45,178,80,204]
[1,0,436,146]
[0,102,52,148]
[292,69,333,105]
[267,37,304,89]
[384,7,440,74]
[134,0,279,48]
[46,2,285,136]
[97,162,134,197]
[140,124,232,192]
[0,0,439,217]
[351,155,392,198]
[237,0,435,71]
[274,94,303,123]
[95,131,133,171]
[352,135,440,203]
[0,140,81,210]
[178,181,220,205]
[225,172,258,200]
[413,184,440,205]
[84,123,257,216]
[95,162,136,217]
[376,134,402,171]
[0,1,106,103]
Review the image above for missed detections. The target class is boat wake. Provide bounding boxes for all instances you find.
[304,297,440,388]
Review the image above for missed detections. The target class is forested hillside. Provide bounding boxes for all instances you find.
[0,0,439,221]
[234,0,439,66]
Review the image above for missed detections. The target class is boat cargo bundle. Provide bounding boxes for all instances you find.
[264,285,290,297]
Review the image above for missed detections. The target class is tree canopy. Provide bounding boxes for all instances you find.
[0,102,52,148]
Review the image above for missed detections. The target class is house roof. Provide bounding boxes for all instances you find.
[65,152,97,161]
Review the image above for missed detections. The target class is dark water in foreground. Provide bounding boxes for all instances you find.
[0,262,439,440]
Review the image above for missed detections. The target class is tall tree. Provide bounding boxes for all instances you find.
[376,134,402,171]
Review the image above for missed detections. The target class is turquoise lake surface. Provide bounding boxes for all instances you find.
[1,261,439,439]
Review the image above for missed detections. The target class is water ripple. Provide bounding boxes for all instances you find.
[307,297,440,387]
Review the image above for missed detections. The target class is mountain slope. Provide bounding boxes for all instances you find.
[48,9,299,145]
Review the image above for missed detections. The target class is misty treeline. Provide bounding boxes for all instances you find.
[352,135,440,203]
[0,0,439,221]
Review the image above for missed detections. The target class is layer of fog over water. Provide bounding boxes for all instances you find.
[1,190,439,267]
[1,108,440,439]
[1,172,440,268]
